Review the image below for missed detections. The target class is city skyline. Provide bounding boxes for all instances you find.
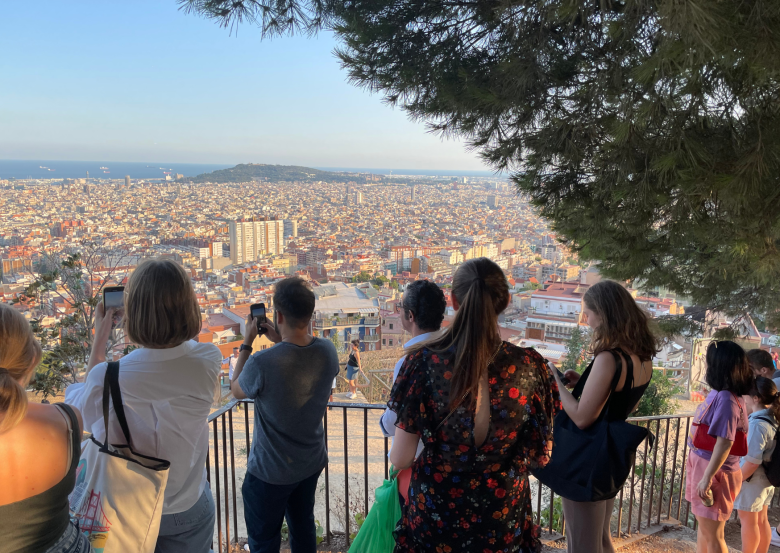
[0,1,487,171]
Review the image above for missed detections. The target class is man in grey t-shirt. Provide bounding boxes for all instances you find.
[231,277,339,553]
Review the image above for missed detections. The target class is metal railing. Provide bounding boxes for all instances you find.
[362,334,380,343]
[205,405,760,552]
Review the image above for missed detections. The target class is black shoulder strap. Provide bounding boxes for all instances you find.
[102,361,133,449]
[754,416,779,431]
[615,348,635,391]
[607,350,624,393]
[55,403,81,472]
[598,350,624,418]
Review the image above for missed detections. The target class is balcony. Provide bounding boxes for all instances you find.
[206,401,702,552]
[529,309,580,320]
[313,317,367,329]
[363,317,380,326]
[362,334,380,343]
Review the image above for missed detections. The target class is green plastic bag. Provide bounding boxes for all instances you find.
[348,469,402,553]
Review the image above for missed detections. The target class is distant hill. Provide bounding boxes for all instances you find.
[183,163,355,183]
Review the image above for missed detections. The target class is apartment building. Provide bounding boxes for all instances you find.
[525,281,590,343]
[310,282,381,352]
[229,218,285,264]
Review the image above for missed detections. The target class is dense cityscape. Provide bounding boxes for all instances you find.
[0,165,717,373]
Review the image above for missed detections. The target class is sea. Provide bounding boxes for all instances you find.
[0,159,502,180]
[0,160,232,180]
[316,166,502,178]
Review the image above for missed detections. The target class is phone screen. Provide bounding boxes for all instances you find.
[251,305,266,321]
[104,290,124,309]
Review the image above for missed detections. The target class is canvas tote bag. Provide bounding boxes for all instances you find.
[69,362,171,553]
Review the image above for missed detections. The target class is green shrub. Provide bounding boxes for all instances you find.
[634,371,681,417]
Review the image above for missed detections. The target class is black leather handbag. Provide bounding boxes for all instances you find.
[532,350,654,502]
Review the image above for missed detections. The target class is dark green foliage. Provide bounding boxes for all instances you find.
[29,352,67,401]
[372,274,389,286]
[353,270,372,282]
[329,329,343,353]
[186,163,354,184]
[561,326,589,374]
[634,371,681,417]
[186,0,780,327]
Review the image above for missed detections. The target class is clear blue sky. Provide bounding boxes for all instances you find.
[0,1,488,171]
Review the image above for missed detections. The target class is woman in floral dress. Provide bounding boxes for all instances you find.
[388,258,561,553]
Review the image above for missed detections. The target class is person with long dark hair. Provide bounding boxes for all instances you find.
[551,280,659,553]
[387,258,560,553]
[685,341,752,553]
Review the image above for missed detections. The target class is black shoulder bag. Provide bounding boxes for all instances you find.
[532,350,654,502]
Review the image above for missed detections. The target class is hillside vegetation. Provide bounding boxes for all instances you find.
[184,163,356,183]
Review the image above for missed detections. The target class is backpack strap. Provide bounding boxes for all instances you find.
[754,415,779,432]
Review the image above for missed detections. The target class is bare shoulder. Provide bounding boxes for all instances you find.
[0,404,72,504]
[23,403,73,436]
[2,404,70,467]
[592,351,618,373]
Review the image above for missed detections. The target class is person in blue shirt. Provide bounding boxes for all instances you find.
[380,280,447,465]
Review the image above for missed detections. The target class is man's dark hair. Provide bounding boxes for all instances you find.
[402,280,447,332]
[273,277,315,329]
[747,348,774,371]
[705,341,753,395]
[233,347,238,351]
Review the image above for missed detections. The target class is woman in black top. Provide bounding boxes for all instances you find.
[0,303,92,553]
[552,280,659,553]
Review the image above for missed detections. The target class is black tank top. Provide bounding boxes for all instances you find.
[0,403,81,553]
[348,352,358,367]
[572,349,652,422]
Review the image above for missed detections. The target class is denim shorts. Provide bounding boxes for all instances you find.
[346,364,359,380]
[44,521,93,553]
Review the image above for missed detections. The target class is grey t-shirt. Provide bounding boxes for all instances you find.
[239,338,339,485]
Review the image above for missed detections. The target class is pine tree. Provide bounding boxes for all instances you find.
[185,0,780,326]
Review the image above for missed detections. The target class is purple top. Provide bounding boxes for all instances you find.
[689,390,749,472]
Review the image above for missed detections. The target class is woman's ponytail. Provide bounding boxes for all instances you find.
[0,369,28,433]
[751,376,780,423]
[410,258,510,409]
[0,304,42,434]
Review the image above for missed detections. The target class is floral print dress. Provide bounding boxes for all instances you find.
[388,342,561,553]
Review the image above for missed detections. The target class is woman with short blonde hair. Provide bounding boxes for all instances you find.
[0,304,93,553]
[66,258,222,553]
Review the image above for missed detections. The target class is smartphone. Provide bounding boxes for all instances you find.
[250,303,267,335]
[103,286,124,309]
[546,359,570,386]
[556,368,571,387]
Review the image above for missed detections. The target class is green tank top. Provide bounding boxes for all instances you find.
[0,403,81,553]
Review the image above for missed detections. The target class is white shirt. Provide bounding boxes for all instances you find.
[65,340,222,514]
[379,332,432,459]
[228,355,239,380]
